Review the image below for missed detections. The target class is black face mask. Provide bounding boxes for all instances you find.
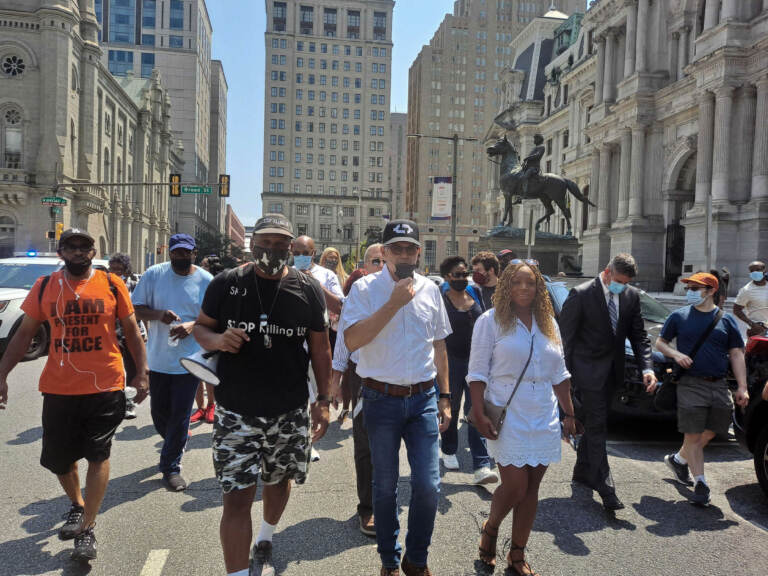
[171,257,193,274]
[449,279,468,292]
[253,245,290,277]
[63,258,92,277]
[394,263,417,280]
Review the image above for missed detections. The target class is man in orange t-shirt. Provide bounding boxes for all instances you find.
[0,228,148,562]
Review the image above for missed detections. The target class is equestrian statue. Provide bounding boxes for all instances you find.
[487,134,595,233]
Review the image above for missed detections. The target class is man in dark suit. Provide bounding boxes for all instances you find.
[559,253,656,510]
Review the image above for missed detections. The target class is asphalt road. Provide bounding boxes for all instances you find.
[1,357,767,576]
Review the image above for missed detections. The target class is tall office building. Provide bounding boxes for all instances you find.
[94,0,222,238]
[388,112,407,220]
[262,0,395,259]
[407,0,582,269]
[209,59,228,234]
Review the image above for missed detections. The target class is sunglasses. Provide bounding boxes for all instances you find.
[510,258,539,267]
[449,271,471,279]
[388,244,419,256]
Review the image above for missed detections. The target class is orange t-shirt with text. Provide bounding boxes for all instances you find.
[21,270,134,395]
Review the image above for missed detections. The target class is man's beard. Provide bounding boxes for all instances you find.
[63,258,91,277]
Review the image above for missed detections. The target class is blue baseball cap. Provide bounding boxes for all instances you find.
[169,233,196,252]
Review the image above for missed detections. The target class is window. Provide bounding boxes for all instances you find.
[324,8,337,37]
[169,35,183,48]
[142,0,156,28]
[373,11,387,41]
[108,50,134,76]
[141,34,155,46]
[141,53,155,78]
[320,224,331,239]
[273,1,287,31]
[342,206,355,217]
[300,5,314,35]
[424,240,436,269]
[321,206,332,216]
[296,204,309,215]
[170,0,184,30]
[347,10,360,38]
[109,0,136,44]
[2,109,23,169]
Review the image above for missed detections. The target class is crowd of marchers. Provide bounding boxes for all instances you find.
[1,219,767,576]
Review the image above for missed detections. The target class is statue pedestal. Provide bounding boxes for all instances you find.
[581,227,611,277]
[609,217,666,292]
[477,226,581,277]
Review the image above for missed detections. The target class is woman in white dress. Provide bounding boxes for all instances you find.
[467,260,577,576]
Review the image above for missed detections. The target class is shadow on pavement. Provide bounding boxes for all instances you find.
[6,425,43,445]
[632,489,738,536]
[179,476,222,513]
[115,423,157,442]
[0,529,94,576]
[437,480,493,516]
[724,483,768,532]
[273,516,374,572]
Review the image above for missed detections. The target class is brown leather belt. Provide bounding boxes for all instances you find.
[363,378,433,397]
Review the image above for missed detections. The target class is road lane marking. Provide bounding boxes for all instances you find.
[140,549,170,576]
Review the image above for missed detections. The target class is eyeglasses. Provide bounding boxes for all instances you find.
[387,244,419,256]
[449,271,471,279]
[509,258,539,267]
[61,244,93,254]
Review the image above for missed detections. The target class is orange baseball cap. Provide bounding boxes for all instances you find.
[681,272,719,291]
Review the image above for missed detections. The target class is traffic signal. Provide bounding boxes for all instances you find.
[219,174,230,197]
[55,223,64,240]
[169,173,181,197]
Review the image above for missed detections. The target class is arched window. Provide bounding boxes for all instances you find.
[2,108,23,169]
[71,65,79,91]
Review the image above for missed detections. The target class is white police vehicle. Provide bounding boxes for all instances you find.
[0,252,109,360]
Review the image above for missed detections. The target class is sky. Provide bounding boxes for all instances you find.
[207,1,457,228]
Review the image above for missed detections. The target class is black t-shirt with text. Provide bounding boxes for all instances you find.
[201,264,328,417]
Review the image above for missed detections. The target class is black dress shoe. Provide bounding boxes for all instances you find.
[599,492,625,511]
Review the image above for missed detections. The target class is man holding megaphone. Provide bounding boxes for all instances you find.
[193,214,333,576]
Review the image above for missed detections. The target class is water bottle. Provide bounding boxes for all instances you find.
[124,386,137,400]
[168,322,181,347]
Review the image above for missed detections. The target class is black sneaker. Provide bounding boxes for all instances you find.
[72,526,97,560]
[250,540,275,576]
[690,481,711,506]
[664,454,693,486]
[163,473,187,492]
[58,503,84,540]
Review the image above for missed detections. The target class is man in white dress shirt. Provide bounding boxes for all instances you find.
[344,219,452,576]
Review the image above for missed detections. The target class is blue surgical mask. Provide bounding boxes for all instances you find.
[686,289,704,306]
[608,281,626,295]
[750,271,765,282]
[294,255,313,270]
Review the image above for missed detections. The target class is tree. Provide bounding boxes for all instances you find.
[195,230,243,269]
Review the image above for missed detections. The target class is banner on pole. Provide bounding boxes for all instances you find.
[431,177,452,220]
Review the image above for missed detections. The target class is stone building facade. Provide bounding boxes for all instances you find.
[0,0,174,269]
[489,0,768,292]
[261,0,395,262]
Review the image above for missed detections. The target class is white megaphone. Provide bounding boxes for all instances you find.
[180,350,220,386]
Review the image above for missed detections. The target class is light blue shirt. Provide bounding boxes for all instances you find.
[131,262,213,374]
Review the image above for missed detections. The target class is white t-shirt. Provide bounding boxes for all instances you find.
[735,281,768,325]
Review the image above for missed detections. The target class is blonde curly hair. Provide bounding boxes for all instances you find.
[492,262,559,344]
[320,246,347,285]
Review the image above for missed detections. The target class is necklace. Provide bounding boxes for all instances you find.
[253,271,284,349]
[64,269,95,301]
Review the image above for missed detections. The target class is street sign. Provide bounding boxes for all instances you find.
[181,185,212,195]
[41,196,67,205]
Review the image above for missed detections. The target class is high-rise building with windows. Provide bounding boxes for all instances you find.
[407,0,582,269]
[262,0,395,259]
[94,0,223,238]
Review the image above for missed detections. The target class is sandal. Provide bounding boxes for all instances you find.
[478,519,498,567]
[506,544,539,576]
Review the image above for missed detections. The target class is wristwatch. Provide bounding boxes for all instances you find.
[439,393,451,400]
[316,394,333,405]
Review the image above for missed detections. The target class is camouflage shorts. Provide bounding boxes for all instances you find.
[212,405,311,493]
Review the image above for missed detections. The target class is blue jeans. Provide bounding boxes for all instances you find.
[149,371,199,476]
[440,355,491,471]
[362,385,440,569]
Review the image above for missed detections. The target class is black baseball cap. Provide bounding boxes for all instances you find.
[58,228,94,249]
[253,213,295,238]
[382,219,420,247]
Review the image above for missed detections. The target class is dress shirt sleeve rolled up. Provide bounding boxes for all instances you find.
[433,286,452,340]
[466,311,495,385]
[332,312,351,372]
[340,280,370,332]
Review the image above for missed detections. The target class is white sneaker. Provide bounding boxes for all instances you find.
[474,467,499,485]
[310,447,321,462]
[124,400,137,420]
[441,453,460,470]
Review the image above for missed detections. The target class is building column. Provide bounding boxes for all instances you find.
[764,0,768,13]
[678,26,690,79]
[624,0,637,78]
[711,86,735,203]
[595,37,605,106]
[721,0,740,21]
[635,0,649,72]
[618,129,631,220]
[669,31,679,82]
[735,84,756,204]
[703,0,720,30]
[603,29,616,103]
[753,76,768,199]
[589,148,600,227]
[695,90,715,206]
[598,144,612,227]
[629,126,645,218]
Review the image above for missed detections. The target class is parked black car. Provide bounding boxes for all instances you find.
[733,334,768,498]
